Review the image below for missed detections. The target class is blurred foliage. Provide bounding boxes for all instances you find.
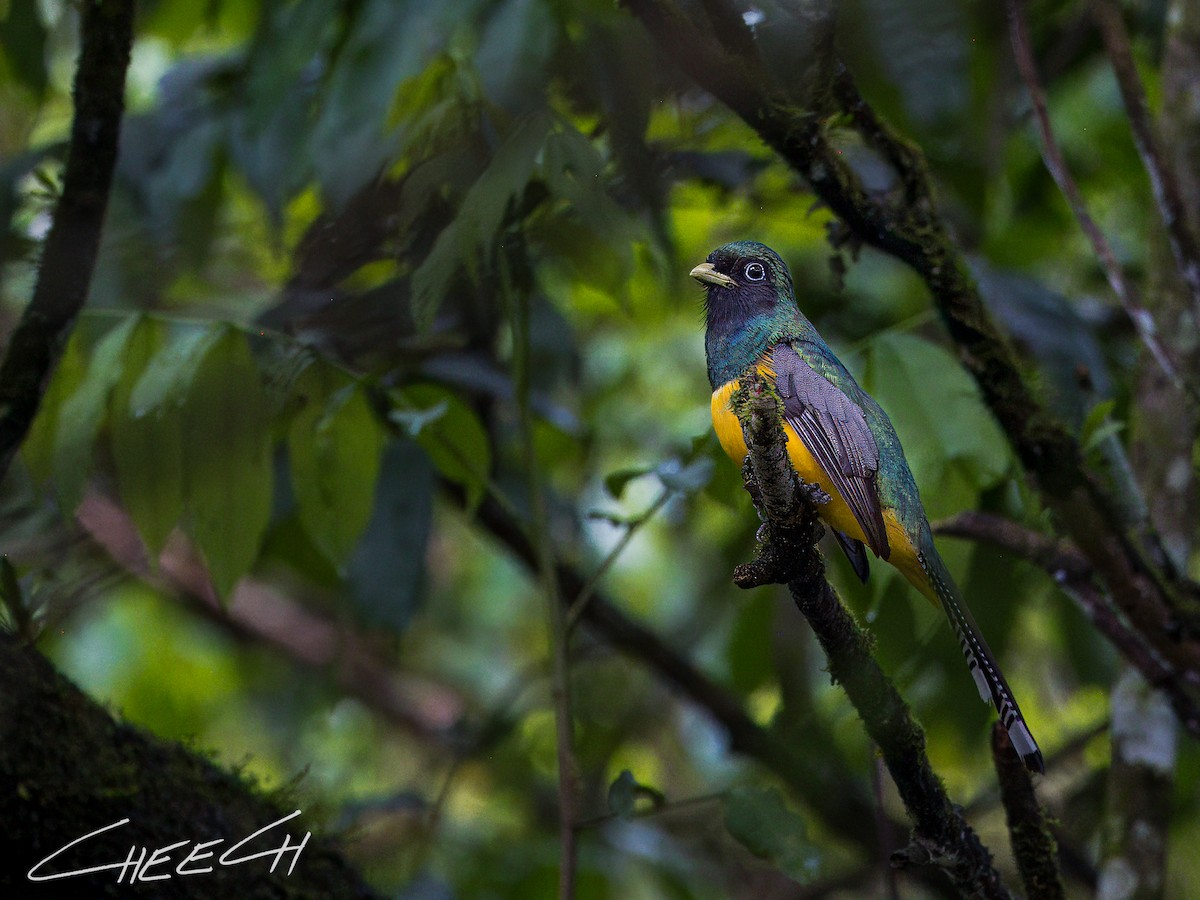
[1,0,1198,897]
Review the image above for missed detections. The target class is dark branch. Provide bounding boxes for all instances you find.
[991,724,1066,900]
[731,374,1013,900]
[936,511,1200,735]
[1092,0,1200,321]
[0,0,134,481]
[934,511,1089,579]
[699,0,760,65]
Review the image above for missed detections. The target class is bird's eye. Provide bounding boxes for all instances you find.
[744,262,766,282]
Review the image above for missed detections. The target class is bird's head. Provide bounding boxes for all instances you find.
[693,241,812,388]
[691,241,796,330]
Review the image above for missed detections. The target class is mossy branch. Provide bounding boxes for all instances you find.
[991,723,1066,900]
[731,373,1013,900]
[0,634,381,897]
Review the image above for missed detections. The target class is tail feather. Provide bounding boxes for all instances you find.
[920,551,1044,774]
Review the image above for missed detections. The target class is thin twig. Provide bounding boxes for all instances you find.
[1005,0,1194,401]
[934,511,1090,578]
[505,249,580,899]
[409,661,546,874]
[574,791,724,829]
[1091,0,1200,320]
[565,487,672,633]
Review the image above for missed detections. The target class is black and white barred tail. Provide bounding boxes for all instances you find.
[919,551,1044,774]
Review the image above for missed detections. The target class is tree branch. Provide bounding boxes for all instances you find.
[934,510,1090,580]
[75,491,467,747]
[935,511,1200,734]
[0,0,134,481]
[730,373,1012,899]
[1091,0,1200,322]
[991,724,1066,900]
[1005,0,1192,398]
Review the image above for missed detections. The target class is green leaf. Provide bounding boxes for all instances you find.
[51,317,139,511]
[109,318,186,557]
[23,330,87,485]
[724,786,819,882]
[1083,419,1126,455]
[542,125,635,245]
[346,438,434,635]
[604,464,654,500]
[1080,399,1115,442]
[128,324,224,416]
[1080,399,1124,454]
[409,111,552,330]
[137,114,225,267]
[290,377,387,569]
[309,0,488,208]
[475,0,555,113]
[655,456,714,494]
[391,383,491,510]
[537,124,636,295]
[228,0,330,219]
[181,327,273,597]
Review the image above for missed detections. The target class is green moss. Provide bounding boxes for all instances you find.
[0,636,380,899]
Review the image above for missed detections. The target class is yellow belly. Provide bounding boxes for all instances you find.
[711,375,934,603]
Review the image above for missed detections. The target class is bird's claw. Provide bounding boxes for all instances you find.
[800,481,831,506]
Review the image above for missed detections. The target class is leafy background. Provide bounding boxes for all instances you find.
[0,0,1196,896]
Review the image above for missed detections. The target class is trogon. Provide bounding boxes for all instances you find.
[693,240,1043,773]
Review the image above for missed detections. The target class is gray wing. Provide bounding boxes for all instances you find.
[772,343,890,559]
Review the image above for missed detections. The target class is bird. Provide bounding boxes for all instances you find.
[692,239,1043,773]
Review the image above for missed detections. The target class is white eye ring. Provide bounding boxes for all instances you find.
[744,262,766,282]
